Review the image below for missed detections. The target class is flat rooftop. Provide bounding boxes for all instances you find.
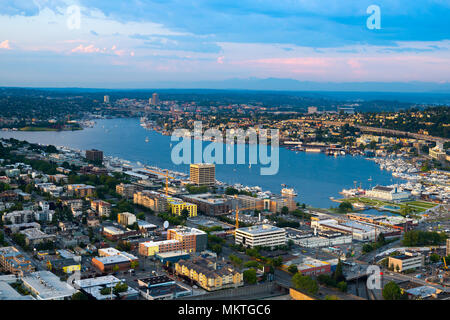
[237,224,285,235]
[74,275,121,289]
[0,281,35,300]
[22,271,77,300]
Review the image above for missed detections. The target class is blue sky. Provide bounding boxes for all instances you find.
[0,0,449,88]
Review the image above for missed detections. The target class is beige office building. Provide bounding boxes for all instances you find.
[190,163,215,187]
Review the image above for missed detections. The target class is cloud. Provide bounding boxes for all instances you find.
[71,44,103,53]
[0,40,11,49]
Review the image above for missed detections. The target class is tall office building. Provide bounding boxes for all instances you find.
[85,149,103,162]
[190,163,215,187]
[152,93,159,105]
[104,95,110,103]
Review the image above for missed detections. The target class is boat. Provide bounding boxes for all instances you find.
[145,137,149,143]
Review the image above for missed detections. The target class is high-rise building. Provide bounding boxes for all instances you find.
[85,149,103,162]
[152,93,159,105]
[104,95,110,103]
[447,238,450,256]
[190,163,215,187]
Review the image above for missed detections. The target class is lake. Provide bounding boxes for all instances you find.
[0,118,401,208]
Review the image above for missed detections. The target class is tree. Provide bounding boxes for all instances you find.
[136,212,146,220]
[181,208,190,219]
[112,265,120,273]
[337,281,347,292]
[243,269,257,285]
[429,253,441,263]
[130,260,139,269]
[72,292,89,300]
[211,244,222,255]
[338,201,353,213]
[281,206,289,215]
[288,264,298,274]
[113,282,128,295]
[382,281,407,300]
[292,273,318,295]
[272,257,283,268]
[333,259,345,283]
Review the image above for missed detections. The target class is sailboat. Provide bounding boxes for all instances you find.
[145,137,149,143]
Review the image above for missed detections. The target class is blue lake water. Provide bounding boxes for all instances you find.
[0,118,401,208]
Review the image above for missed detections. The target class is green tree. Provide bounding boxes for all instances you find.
[288,264,298,274]
[333,259,345,283]
[243,269,257,285]
[337,281,348,292]
[281,206,289,215]
[338,201,353,213]
[292,273,318,295]
[72,292,89,300]
[382,281,407,300]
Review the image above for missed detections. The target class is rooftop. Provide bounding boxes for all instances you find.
[22,271,77,300]
[237,224,285,235]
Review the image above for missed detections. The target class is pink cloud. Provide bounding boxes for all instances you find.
[0,40,11,50]
[250,57,330,67]
[72,44,102,53]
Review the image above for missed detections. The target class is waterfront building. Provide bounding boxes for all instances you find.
[235,224,286,249]
[234,194,264,211]
[429,142,446,161]
[104,95,110,103]
[85,149,104,162]
[365,185,411,202]
[190,163,215,187]
[182,193,231,216]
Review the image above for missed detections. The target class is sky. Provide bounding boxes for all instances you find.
[0,0,450,90]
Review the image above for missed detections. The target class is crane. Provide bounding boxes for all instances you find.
[231,194,265,232]
[140,168,175,196]
[443,257,448,270]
